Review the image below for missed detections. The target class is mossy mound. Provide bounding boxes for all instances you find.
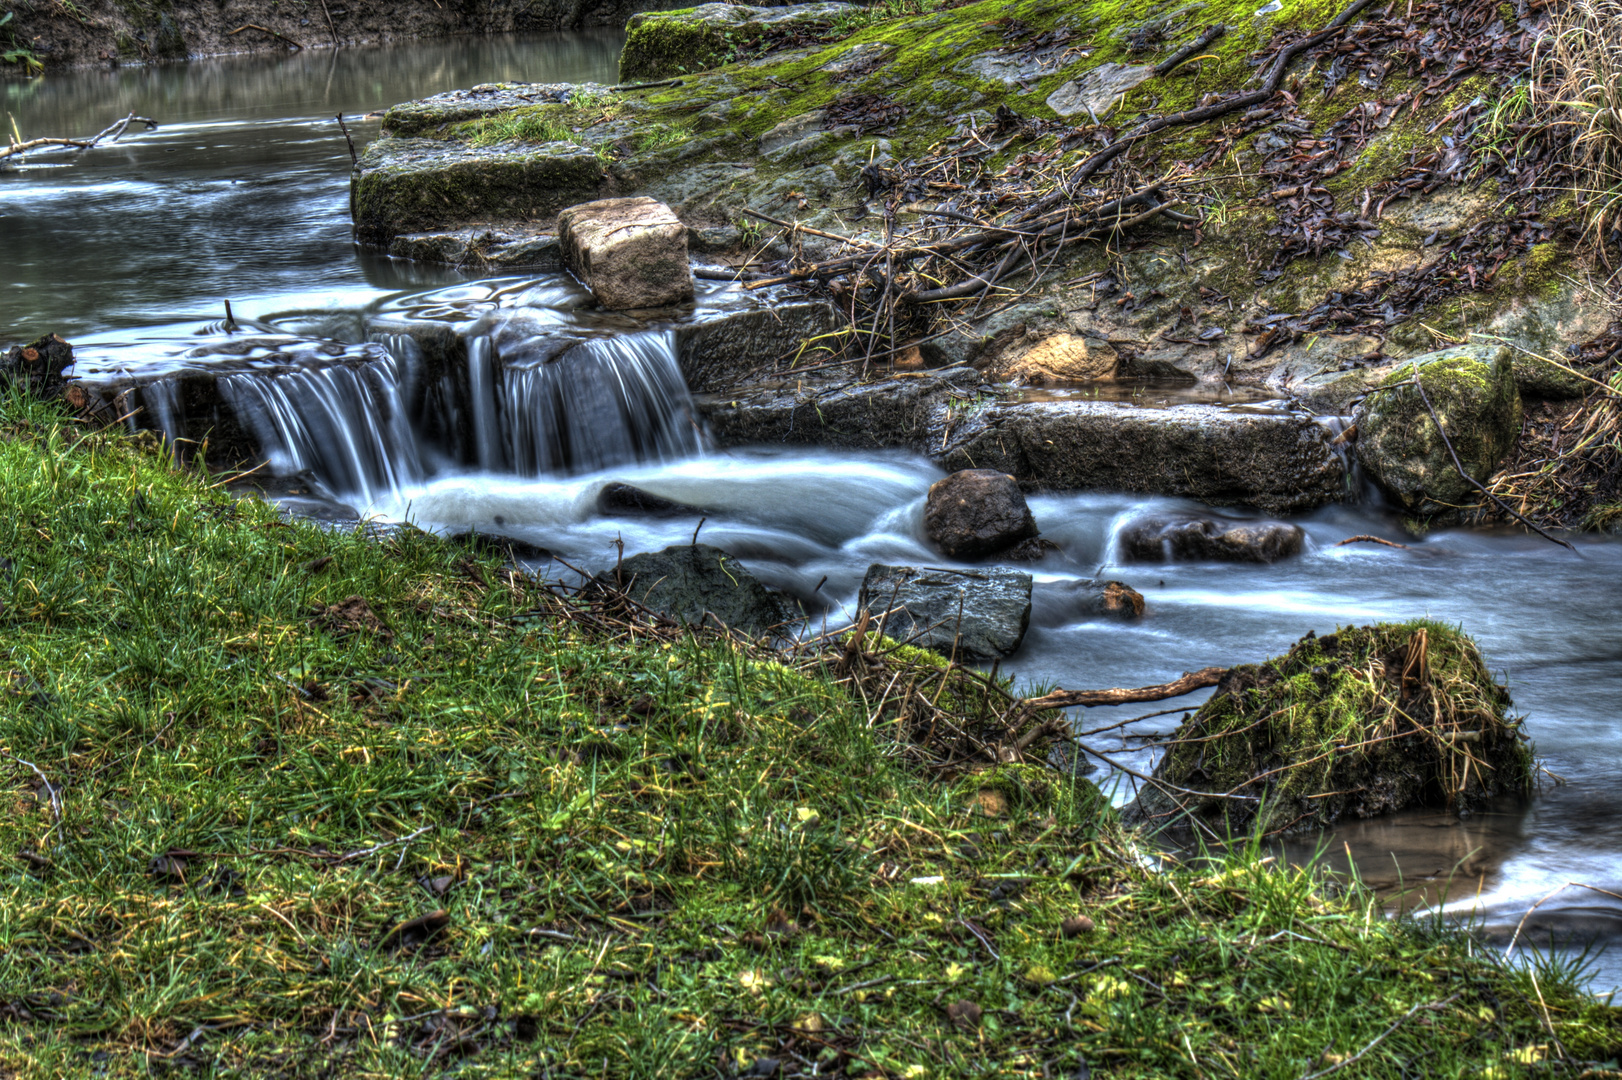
[1356,345,1524,516]
[1125,621,1534,837]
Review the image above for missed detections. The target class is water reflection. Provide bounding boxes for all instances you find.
[1,30,625,338]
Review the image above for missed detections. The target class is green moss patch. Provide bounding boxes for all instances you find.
[1129,621,1534,837]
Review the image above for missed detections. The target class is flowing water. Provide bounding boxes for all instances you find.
[6,32,1622,992]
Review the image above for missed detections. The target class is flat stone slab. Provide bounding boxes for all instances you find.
[698,377,1347,514]
[381,82,611,137]
[935,399,1346,516]
[352,138,607,246]
[862,563,1033,660]
[558,196,694,310]
[620,2,860,81]
[1046,62,1153,119]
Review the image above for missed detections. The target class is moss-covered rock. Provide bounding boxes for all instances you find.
[619,2,859,82]
[351,138,609,246]
[1355,344,1522,516]
[1123,622,1534,837]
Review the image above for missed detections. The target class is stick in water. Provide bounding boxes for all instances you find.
[335,114,357,166]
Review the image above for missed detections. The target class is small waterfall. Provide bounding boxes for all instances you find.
[466,335,506,472]
[220,351,424,504]
[135,379,182,447]
[458,329,704,477]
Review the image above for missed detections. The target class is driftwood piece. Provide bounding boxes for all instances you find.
[1022,666,1228,712]
[1,112,158,163]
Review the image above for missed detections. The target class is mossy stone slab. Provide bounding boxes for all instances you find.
[352,138,608,245]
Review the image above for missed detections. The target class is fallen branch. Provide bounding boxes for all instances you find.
[1,111,158,162]
[226,24,304,50]
[1022,667,1228,713]
[1333,534,1409,549]
[3,752,62,822]
[1153,23,1228,76]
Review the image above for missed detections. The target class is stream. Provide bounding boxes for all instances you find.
[6,31,1622,992]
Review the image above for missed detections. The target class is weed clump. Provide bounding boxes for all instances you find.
[1127,621,1534,837]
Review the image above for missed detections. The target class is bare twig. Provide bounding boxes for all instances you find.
[227,24,304,49]
[1411,372,1579,553]
[1297,994,1461,1080]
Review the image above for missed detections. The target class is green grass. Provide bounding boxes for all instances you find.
[466,110,579,148]
[1,388,1619,1077]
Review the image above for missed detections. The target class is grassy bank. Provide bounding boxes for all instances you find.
[1,389,1619,1078]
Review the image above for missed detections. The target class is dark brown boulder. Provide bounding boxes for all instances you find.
[597,482,703,517]
[1121,517,1304,564]
[924,469,1039,560]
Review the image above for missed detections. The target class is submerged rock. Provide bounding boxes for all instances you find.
[1355,345,1522,516]
[597,482,703,517]
[558,196,694,311]
[592,543,791,634]
[923,469,1039,560]
[1031,578,1145,625]
[862,563,1032,660]
[1122,623,1533,836]
[1120,517,1305,564]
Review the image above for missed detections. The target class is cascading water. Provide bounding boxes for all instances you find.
[495,330,704,476]
[220,350,424,504]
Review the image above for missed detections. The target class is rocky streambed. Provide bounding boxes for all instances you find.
[9,6,1622,987]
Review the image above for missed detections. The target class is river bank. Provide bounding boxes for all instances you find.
[2,386,1619,1076]
[0,0,678,71]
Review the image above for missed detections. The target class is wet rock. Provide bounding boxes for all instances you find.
[596,482,703,517]
[698,367,983,451]
[1003,536,1061,562]
[593,543,792,634]
[619,3,859,82]
[558,197,694,311]
[1122,623,1533,835]
[861,563,1032,660]
[924,469,1039,560]
[1031,578,1145,626]
[352,138,607,247]
[1355,345,1522,516]
[936,400,1346,515]
[387,228,562,270]
[446,530,553,562]
[1121,517,1305,564]
[760,111,827,155]
[1,333,74,396]
[673,301,841,394]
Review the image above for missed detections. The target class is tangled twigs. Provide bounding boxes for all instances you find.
[1411,372,1580,553]
[1,111,158,162]
[1019,0,1379,216]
